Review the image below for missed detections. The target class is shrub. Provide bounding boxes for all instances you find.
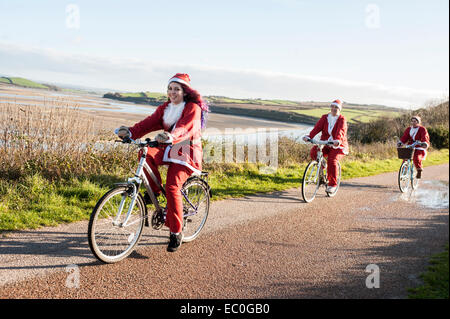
[428,126,449,149]
[349,100,449,144]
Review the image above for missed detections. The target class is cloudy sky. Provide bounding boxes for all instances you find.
[0,0,448,108]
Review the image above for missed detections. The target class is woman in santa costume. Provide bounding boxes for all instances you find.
[116,73,208,252]
[397,115,430,179]
[302,99,349,193]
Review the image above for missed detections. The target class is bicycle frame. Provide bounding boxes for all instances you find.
[305,145,324,184]
[305,138,333,183]
[111,144,154,227]
[398,140,422,192]
[114,139,203,227]
[406,159,414,182]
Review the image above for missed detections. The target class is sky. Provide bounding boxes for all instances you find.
[0,0,448,108]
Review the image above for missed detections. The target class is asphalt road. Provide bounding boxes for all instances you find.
[0,163,448,299]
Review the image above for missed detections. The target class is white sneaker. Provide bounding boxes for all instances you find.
[326,186,337,193]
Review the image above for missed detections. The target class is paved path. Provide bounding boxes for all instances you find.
[0,164,448,298]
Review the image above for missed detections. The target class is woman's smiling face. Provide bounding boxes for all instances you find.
[167,82,185,104]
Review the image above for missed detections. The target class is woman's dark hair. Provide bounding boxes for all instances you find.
[167,82,210,129]
[181,84,203,105]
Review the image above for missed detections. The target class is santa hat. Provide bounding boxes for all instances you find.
[168,73,191,87]
[330,99,343,110]
[411,115,421,124]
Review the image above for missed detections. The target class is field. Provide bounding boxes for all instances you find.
[1,76,405,125]
[289,107,395,124]
[0,77,51,89]
[103,90,404,125]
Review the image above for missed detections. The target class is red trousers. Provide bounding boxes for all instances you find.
[413,149,426,170]
[310,146,344,187]
[140,147,192,234]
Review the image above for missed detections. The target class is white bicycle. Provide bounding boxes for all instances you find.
[397,141,424,193]
[301,138,341,203]
[88,137,211,263]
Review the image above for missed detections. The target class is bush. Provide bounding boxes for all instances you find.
[349,100,449,144]
[428,126,449,149]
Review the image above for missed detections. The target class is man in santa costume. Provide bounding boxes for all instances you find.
[116,73,207,252]
[302,99,349,193]
[397,115,430,179]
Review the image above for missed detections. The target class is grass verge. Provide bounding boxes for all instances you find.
[0,149,448,232]
[408,244,449,299]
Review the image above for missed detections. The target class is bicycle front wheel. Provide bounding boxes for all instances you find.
[302,161,320,203]
[181,177,210,242]
[88,186,146,263]
[398,161,410,193]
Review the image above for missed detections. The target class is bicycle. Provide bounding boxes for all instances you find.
[88,137,211,263]
[397,141,422,193]
[301,138,341,203]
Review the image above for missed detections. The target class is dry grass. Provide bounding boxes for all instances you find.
[1,98,447,182]
[0,102,133,180]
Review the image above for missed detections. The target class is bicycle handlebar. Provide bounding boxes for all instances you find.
[115,137,172,148]
[303,137,335,146]
[400,141,424,149]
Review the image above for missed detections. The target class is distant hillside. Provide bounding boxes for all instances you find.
[0,77,59,91]
[103,90,405,125]
[103,91,166,106]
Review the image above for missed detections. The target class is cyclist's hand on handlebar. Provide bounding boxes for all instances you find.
[397,142,403,147]
[332,140,340,147]
[302,136,311,143]
[155,131,172,144]
[115,126,131,140]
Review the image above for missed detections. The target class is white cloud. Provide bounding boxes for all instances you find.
[0,42,447,108]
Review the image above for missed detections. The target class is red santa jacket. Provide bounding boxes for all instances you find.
[128,101,203,174]
[400,125,430,152]
[307,113,349,155]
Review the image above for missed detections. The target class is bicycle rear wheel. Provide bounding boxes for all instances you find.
[88,186,146,263]
[302,161,320,203]
[398,161,410,193]
[181,177,210,242]
[326,162,341,198]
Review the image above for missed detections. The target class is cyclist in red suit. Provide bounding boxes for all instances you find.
[303,99,349,193]
[116,73,207,252]
[397,115,430,179]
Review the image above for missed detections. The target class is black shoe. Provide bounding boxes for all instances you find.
[416,169,422,179]
[167,232,183,252]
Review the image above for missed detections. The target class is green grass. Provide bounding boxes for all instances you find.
[207,96,300,106]
[0,77,12,84]
[290,107,397,124]
[5,77,49,89]
[119,91,167,99]
[0,174,113,231]
[0,149,448,232]
[408,244,449,299]
[207,164,305,200]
